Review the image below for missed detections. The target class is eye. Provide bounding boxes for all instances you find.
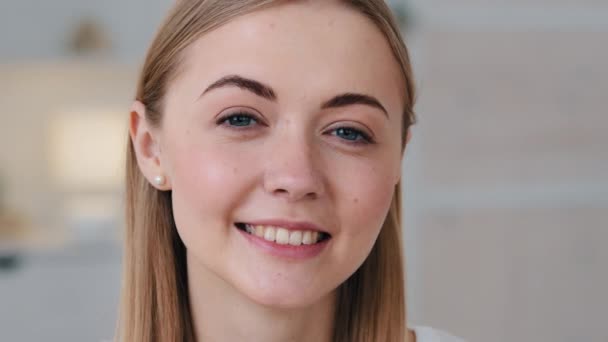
[329,127,374,145]
[216,111,261,128]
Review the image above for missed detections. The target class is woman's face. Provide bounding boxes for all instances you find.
[151,2,404,308]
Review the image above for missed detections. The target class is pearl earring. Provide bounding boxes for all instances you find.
[153,175,166,186]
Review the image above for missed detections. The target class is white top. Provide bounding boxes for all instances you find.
[411,326,465,342]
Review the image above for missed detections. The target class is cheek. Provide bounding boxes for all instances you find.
[332,155,399,239]
[168,143,247,236]
[324,156,398,284]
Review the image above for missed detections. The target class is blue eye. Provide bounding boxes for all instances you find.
[217,113,259,127]
[331,127,373,144]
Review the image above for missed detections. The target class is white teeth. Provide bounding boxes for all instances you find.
[302,231,313,245]
[289,231,303,246]
[254,225,265,237]
[242,224,325,245]
[263,226,276,242]
[275,228,290,245]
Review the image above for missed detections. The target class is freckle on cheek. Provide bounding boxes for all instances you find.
[353,197,359,204]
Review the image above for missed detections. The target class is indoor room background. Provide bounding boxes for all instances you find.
[0,1,606,341]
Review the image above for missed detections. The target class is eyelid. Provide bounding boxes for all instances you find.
[215,106,266,125]
[325,121,376,141]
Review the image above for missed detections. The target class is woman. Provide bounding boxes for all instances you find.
[118,0,463,341]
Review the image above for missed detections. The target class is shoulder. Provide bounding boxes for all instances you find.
[410,325,466,342]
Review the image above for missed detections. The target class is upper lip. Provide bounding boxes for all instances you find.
[241,219,330,235]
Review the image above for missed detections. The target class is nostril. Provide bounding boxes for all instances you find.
[272,189,289,197]
[273,188,318,201]
[304,192,317,200]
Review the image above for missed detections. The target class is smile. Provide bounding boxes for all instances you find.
[235,223,331,246]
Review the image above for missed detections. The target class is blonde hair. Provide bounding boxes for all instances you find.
[117,1,416,341]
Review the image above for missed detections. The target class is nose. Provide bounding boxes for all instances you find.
[263,134,325,202]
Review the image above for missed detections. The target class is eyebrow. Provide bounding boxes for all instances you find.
[202,75,277,101]
[201,74,388,118]
[321,93,388,118]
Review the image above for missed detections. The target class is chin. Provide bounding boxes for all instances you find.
[237,278,331,310]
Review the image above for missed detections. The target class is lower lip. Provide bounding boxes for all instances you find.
[236,226,330,260]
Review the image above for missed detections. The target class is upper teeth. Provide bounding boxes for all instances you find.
[245,224,321,245]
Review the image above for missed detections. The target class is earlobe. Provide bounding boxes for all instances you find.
[129,101,171,190]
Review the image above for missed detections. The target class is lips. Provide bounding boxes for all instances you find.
[235,221,331,260]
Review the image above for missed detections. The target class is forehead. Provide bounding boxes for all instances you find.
[173,1,404,114]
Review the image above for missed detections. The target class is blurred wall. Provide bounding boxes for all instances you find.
[403,1,608,342]
[0,0,172,231]
[0,1,167,337]
[0,64,136,231]
[0,0,171,62]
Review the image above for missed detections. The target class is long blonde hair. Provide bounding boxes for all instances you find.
[117,1,416,341]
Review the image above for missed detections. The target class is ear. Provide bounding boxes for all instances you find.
[129,101,172,190]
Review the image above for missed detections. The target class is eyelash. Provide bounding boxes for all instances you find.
[216,112,375,145]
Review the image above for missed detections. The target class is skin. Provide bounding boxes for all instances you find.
[130,1,414,341]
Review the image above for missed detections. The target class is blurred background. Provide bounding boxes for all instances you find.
[0,1,606,341]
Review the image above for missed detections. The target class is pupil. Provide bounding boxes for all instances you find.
[338,128,357,140]
[230,115,251,126]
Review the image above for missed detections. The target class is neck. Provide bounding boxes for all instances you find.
[187,253,336,342]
